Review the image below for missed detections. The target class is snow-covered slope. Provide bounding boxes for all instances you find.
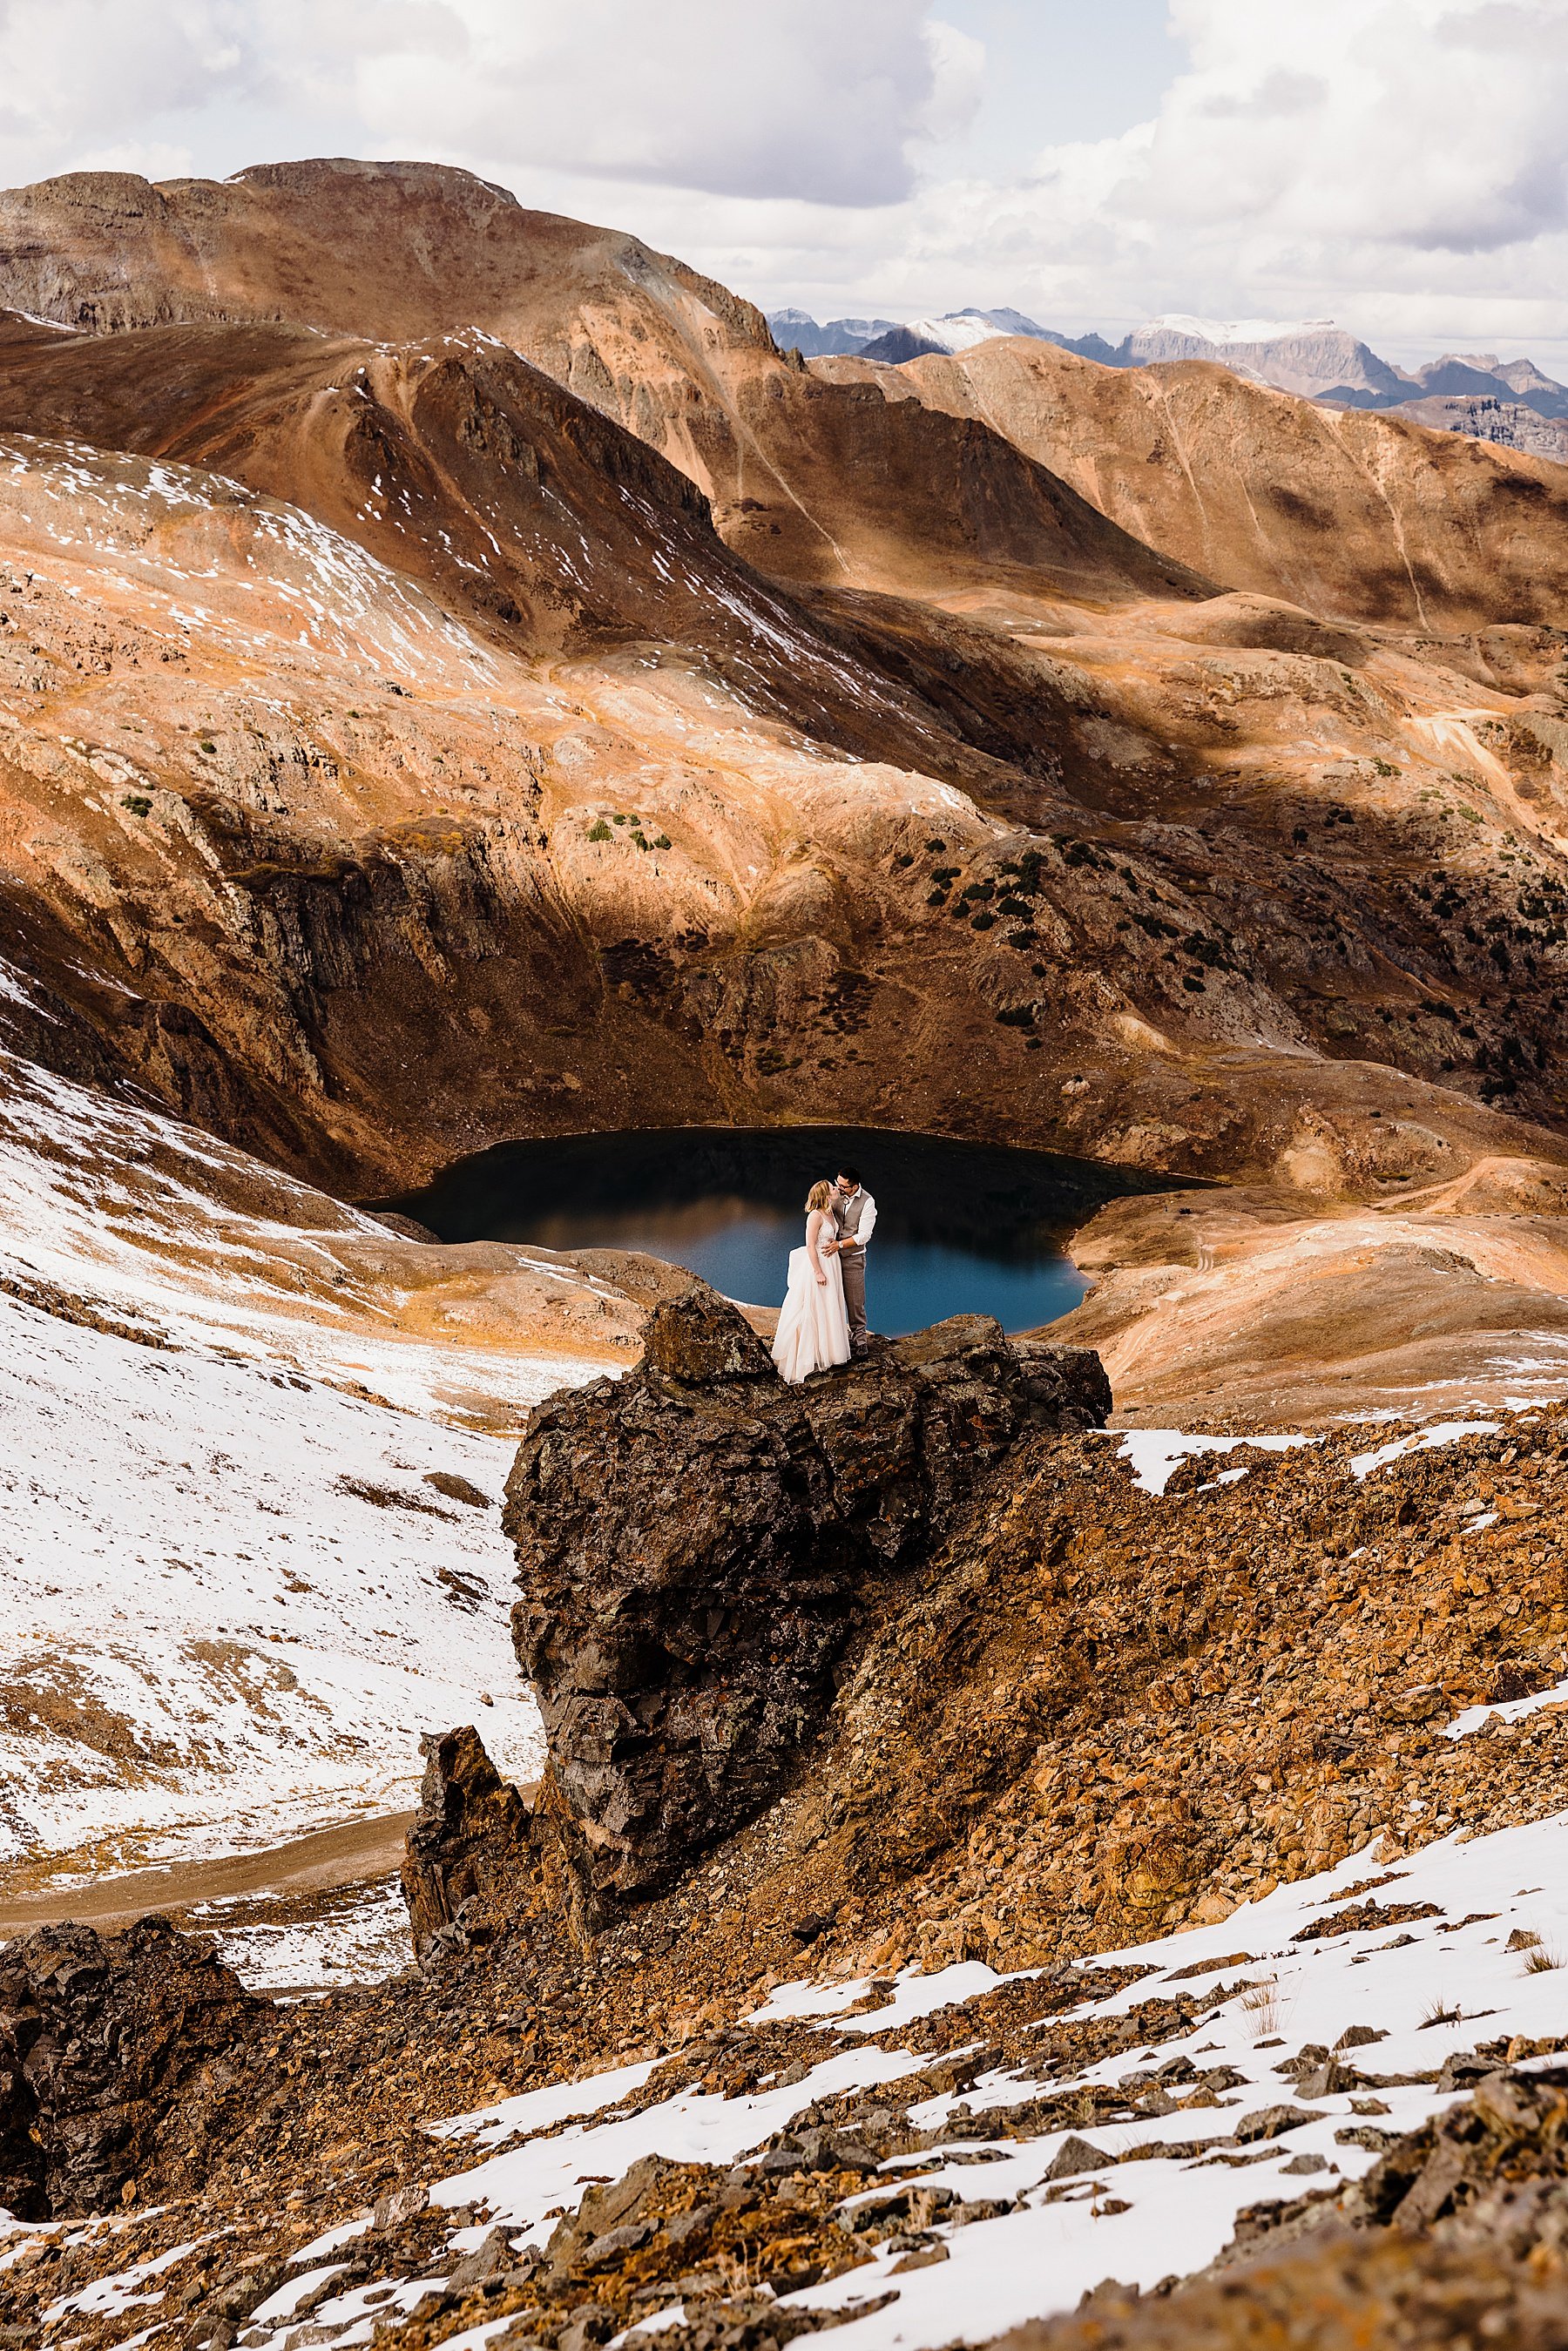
[0,990,639,1427]
[0,1036,632,1891]
[860,307,1058,361]
[0,1287,538,1883]
[163,1802,1568,2351]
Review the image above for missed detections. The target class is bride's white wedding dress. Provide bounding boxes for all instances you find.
[771,1208,851,1383]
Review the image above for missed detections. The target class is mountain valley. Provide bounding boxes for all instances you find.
[4,154,1568,2351]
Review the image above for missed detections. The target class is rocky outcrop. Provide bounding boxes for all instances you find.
[504,1288,1108,1920]
[0,1916,262,2218]
[401,1725,536,1962]
[1345,2060,1568,2248]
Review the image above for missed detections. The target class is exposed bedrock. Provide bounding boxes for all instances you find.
[401,1724,537,1963]
[0,1916,263,2219]
[502,1284,1109,1924]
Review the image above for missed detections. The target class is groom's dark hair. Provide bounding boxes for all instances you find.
[836,1164,862,1185]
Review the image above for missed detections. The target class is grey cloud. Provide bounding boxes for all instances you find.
[1199,68,1327,120]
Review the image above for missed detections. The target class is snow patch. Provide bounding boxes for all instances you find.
[1349,1421,1500,1481]
[1110,1429,1314,1496]
[389,1807,1568,2351]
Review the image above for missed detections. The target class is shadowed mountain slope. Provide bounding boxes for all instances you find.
[817,336,1568,633]
[0,309,1021,786]
[0,162,1208,612]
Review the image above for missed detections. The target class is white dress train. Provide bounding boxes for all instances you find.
[771,1209,851,1383]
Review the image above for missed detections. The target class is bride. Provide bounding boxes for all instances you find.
[771,1179,851,1383]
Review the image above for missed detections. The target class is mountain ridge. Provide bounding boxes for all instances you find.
[775,301,1568,429]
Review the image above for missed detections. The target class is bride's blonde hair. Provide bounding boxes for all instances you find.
[806,1179,835,1213]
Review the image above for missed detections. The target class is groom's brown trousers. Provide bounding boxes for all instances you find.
[841,1247,868,1348]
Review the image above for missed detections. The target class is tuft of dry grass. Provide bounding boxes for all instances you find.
[1241,1978,1281,2038]
[1524,1944,1564,1975]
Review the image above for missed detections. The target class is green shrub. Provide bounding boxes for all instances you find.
[588,820,612,841]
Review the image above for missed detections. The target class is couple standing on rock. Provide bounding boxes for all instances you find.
[770,1165,876,1384]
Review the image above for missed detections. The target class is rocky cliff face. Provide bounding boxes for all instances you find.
[501,1288,1109,1922]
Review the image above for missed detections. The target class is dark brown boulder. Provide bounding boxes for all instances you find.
[639,1283,778,1385]
[401,1725,536,1960]
[0,1915,263,2219]
[504,1288,1109,1921]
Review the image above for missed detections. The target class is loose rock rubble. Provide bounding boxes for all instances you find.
[9,1361,1568,2351]
[995,2064,1568,2351]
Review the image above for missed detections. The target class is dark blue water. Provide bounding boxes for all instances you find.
[389,1127,1166,1336]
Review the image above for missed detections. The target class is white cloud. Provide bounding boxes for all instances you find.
[0,0,974,206]
[1137,0,1568,253]
[0,0,1565,365]
[0,1,257,177]
[783,0,1568,361]
[338,0,972,205]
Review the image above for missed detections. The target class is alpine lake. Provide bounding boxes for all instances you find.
[389,1126,1169,1337]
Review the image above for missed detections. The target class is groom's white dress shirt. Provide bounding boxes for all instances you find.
[838,1187,876,1248]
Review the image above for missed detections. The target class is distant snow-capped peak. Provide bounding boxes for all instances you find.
[1146,313,1338,347]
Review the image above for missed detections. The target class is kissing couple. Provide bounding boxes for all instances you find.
[770,1164,876,1384]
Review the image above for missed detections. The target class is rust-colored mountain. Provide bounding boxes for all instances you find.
[6,159,1568,1418]
[817,335,1568,632]
[0,163,1206,611]
[14,159,1568,641]
[0,308,1008,782]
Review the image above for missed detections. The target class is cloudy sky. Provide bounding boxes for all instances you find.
[3,0,1567,365]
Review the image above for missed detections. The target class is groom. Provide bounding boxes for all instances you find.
[832,1165,876,1355]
